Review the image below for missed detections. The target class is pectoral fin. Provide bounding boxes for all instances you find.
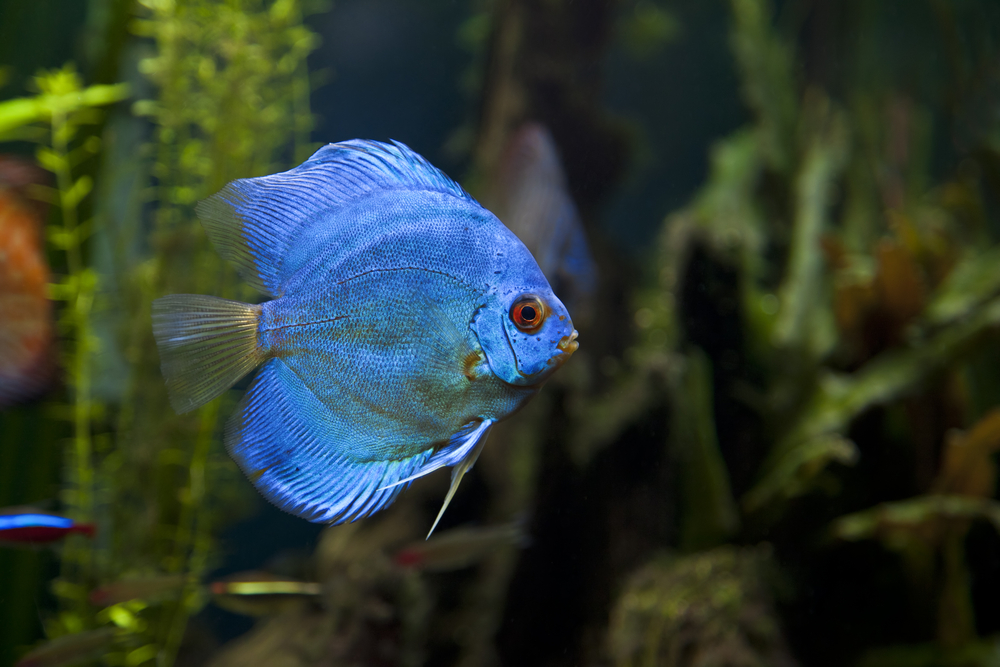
[427,420,493,538]
[376,419,495,537]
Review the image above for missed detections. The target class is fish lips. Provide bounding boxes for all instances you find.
[502,321,578,384]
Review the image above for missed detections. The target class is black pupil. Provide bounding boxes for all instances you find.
[520,305,537,322]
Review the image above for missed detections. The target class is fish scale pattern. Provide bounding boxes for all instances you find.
[156,139,578,528]
[281,190,524,296]
[262,268,527,463]
[227,358,433,524]
[198,140,476,297]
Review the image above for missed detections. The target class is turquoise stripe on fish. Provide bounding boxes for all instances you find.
[0,513,73,530]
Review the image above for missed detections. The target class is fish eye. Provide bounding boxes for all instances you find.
[510,295,547,333]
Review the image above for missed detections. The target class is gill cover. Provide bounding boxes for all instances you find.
[471,290,576,386]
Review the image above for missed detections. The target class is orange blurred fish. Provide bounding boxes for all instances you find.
[0,156,53,406]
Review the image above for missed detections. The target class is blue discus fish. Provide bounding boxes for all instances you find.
[152,140,578,535]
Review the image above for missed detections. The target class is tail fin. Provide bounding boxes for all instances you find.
[152,295,264,414]
[71,522,97,538]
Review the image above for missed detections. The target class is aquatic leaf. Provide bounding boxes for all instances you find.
[49,579,88,603]
[832,495,1000,544]
[671,348,739,551]
[746,293,1000,515]
[772,94,847,359]
[0,81,129,141]
[23,183,59,206]
[125,644,158,667]
[742,434,858,513]
[923,245,1000,326]
[35,147,67,174]
[107,605,144,632]
[728,0,798,173]
[61,176,92,211]
[933,408,1000,497]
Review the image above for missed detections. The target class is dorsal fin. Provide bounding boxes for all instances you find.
[196,140,476,297]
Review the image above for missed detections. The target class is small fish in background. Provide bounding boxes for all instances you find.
[492,123,598,325]
[210,571,322,617]
[0,507,95,545]
[393,519,528,572]
[0,155,54,407]
[89,573,186,606]
[152,140,578,536]
[15,628,116,667]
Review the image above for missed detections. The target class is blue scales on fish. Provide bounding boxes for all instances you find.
[152,140,579,536]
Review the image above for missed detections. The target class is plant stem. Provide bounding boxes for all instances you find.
[51,106,95,586]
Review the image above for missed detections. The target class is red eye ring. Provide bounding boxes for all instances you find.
[510,295,547,333]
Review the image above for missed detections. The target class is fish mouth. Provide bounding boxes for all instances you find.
[547,330,579,367]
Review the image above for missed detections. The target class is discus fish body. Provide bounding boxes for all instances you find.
[153,140,578,535]
[0,509,95,545]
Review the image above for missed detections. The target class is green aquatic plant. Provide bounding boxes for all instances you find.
[32,65,129,628]
[0,63,127,636]
[833,408,1000,651]
[1,1,320,664]
[0,63,127,665]
[608,546,794,667]
[92,1,320,663]
[0,76,126,142]
[595,0,1000,663]
[209,515,431,667]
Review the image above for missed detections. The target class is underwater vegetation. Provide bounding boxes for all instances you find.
[593,1,1000,665]
[2,0,1000,666]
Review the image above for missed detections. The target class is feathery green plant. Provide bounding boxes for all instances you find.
[92,1,319,664]
[2,1,319,664]
[7,67,131,637]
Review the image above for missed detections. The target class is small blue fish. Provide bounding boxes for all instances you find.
[0,507,95,544]
[153,140,578,535]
